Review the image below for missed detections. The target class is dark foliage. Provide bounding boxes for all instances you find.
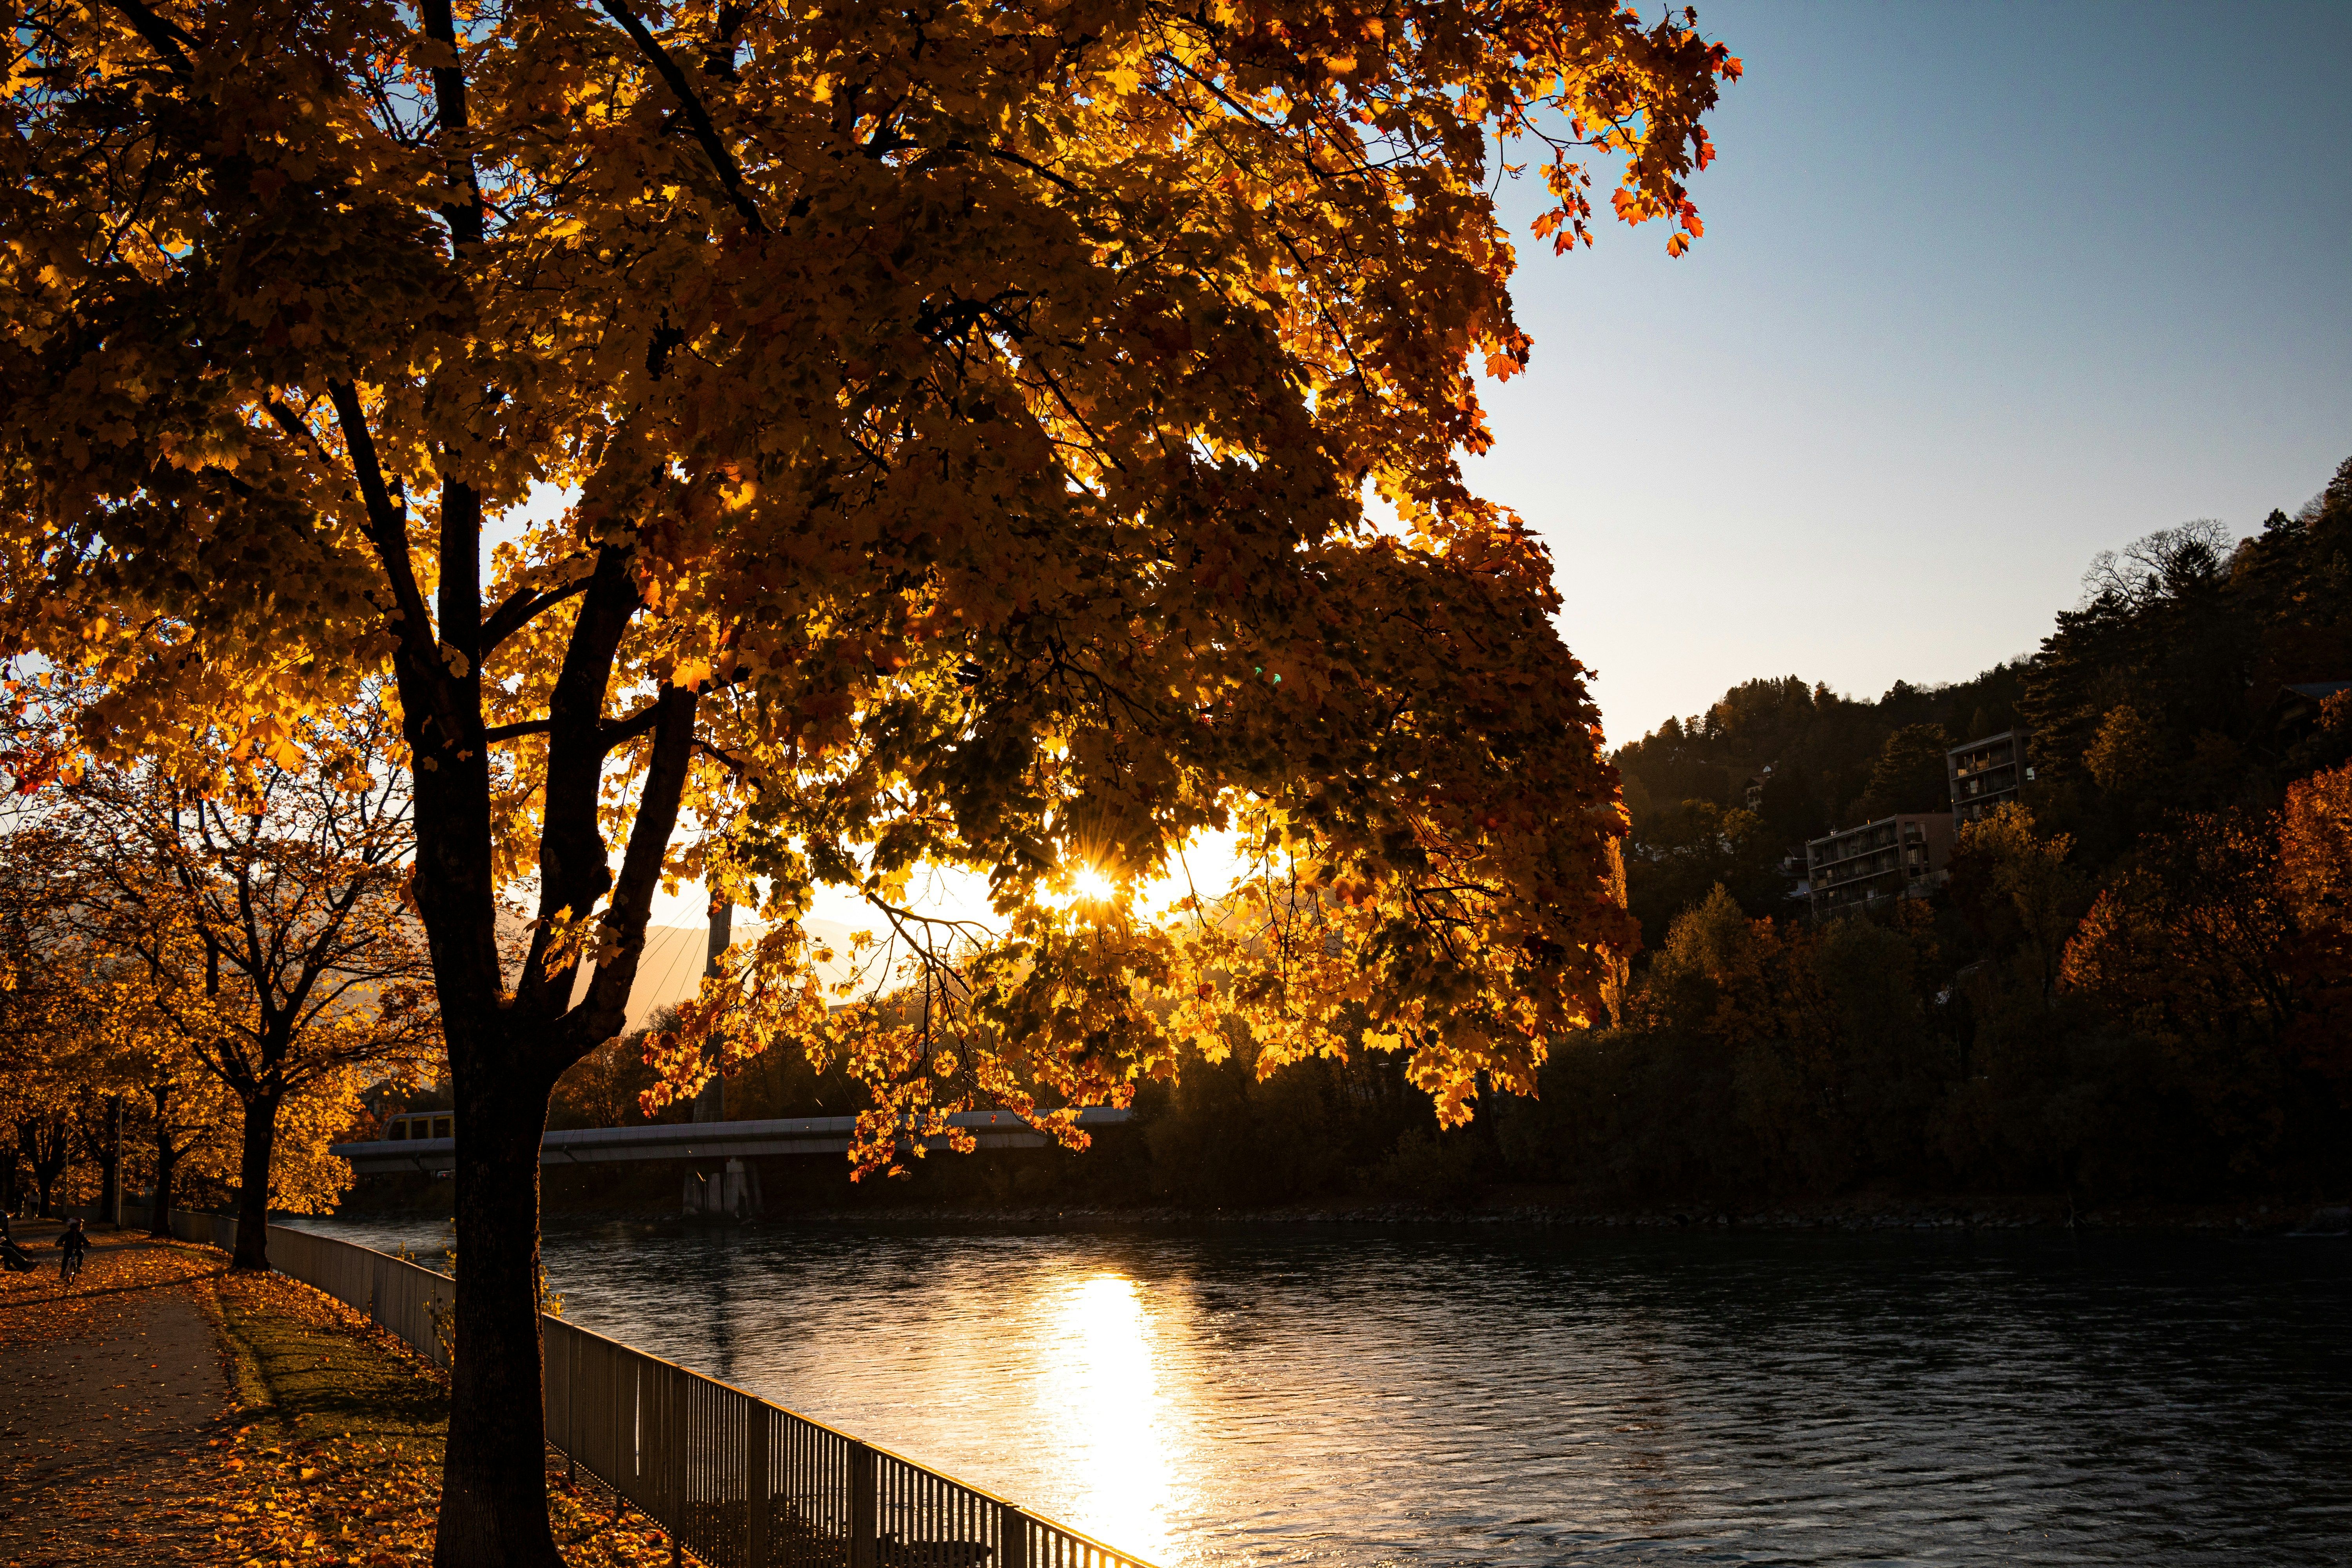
[1613,671,2027,947]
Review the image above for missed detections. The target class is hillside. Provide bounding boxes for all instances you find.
[1608,467,2352,951]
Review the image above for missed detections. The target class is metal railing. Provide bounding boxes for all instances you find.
[107,1207,1154,1568]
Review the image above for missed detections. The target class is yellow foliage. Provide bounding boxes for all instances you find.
[1,698,439,1216]
[0,4,1735,1547]
[1957,804,2087,1000]
[2085,703,2161,793]
[0,0,1728,1175]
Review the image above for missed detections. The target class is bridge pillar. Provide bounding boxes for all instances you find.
[720,1157,761,1219]
[682,1167,721,1216]
[682,1159,761,1219]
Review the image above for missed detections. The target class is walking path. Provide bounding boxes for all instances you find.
[3,1219,695,1568]
[0,1226,240,1567]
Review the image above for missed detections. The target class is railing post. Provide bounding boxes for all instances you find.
[566,1325,578,1487]
[999,1504,1029,1568]
[744,1402,769,1566]
[849,1442,878,1568]
[667,1364,688,1567]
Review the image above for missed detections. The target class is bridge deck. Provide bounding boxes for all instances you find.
[329,1107,1133,1175]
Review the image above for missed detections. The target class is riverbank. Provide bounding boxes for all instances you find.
[338,1168,2352,1237]
[0,1221,696,1568]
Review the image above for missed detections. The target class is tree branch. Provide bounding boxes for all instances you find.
[598,701,668,753]
[693,737,748,773]
[511,543,642,1015]
[100,0,196,79]
[323,382,435,657]
[564,683,700,1063]
[263,399,331,465]
[598,0,769,233]
[480,572,592,654]
[419,0,485,247]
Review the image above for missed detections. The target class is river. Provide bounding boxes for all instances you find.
[291,1215,2352,1566]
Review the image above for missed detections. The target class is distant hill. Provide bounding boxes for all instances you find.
[567,918,866,1034]
[1607,476,2352,951]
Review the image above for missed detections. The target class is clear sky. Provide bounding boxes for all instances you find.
[1472,0,2352,746]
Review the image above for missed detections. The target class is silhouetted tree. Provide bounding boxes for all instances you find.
[1855,724,1953,818]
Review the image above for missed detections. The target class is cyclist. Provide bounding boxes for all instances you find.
[56,1217,90,1283]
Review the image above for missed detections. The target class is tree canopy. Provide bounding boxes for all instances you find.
[1,2,1737,1560]
[2,0,1733,1105]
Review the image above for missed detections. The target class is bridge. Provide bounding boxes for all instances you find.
[330,1107,1136,1214]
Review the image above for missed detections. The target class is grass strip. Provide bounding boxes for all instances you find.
[201,1267,686,1566]
[211,1270,450,1459]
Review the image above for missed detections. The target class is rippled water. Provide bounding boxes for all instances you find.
[298,1216,2352,1566]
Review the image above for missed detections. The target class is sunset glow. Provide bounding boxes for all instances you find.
[1047,1272,1176,1564]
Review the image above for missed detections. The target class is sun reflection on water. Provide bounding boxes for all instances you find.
[1044,1272,1176,1564]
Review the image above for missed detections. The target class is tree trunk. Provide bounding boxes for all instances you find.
[433,1053,564,1568]
[407,598,693,1564]
[231,1090,281,1270]
[152,1142,178,1237]
[30,1117,67,1218]
[151,1089,180,1239]
[100,1094,123,1228]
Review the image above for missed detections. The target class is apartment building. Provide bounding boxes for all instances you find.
[1948,728,2031,824]
[1806,813,1955,919]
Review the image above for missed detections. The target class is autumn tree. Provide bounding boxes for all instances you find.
[548,1008,670,1131]
[0,798,92,1217]
[4,781,276,1228]
[130,1036,243,1233]
[2083,703,2160,797]
[69,1091,128,1219]
[2,1086,74,1217]
[0,3,1736,1559]
[2276,757,2352,1094]
[71,882,279,1229]
[51,708,441,1267]
[0,961,85,1221]
[2062,767,2352,1057]
[2057,766,2352,1180]
[1950,804,2089,1002]
[1620,797,1780,949]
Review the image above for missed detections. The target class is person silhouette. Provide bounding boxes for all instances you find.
[56,1217,90,1283]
